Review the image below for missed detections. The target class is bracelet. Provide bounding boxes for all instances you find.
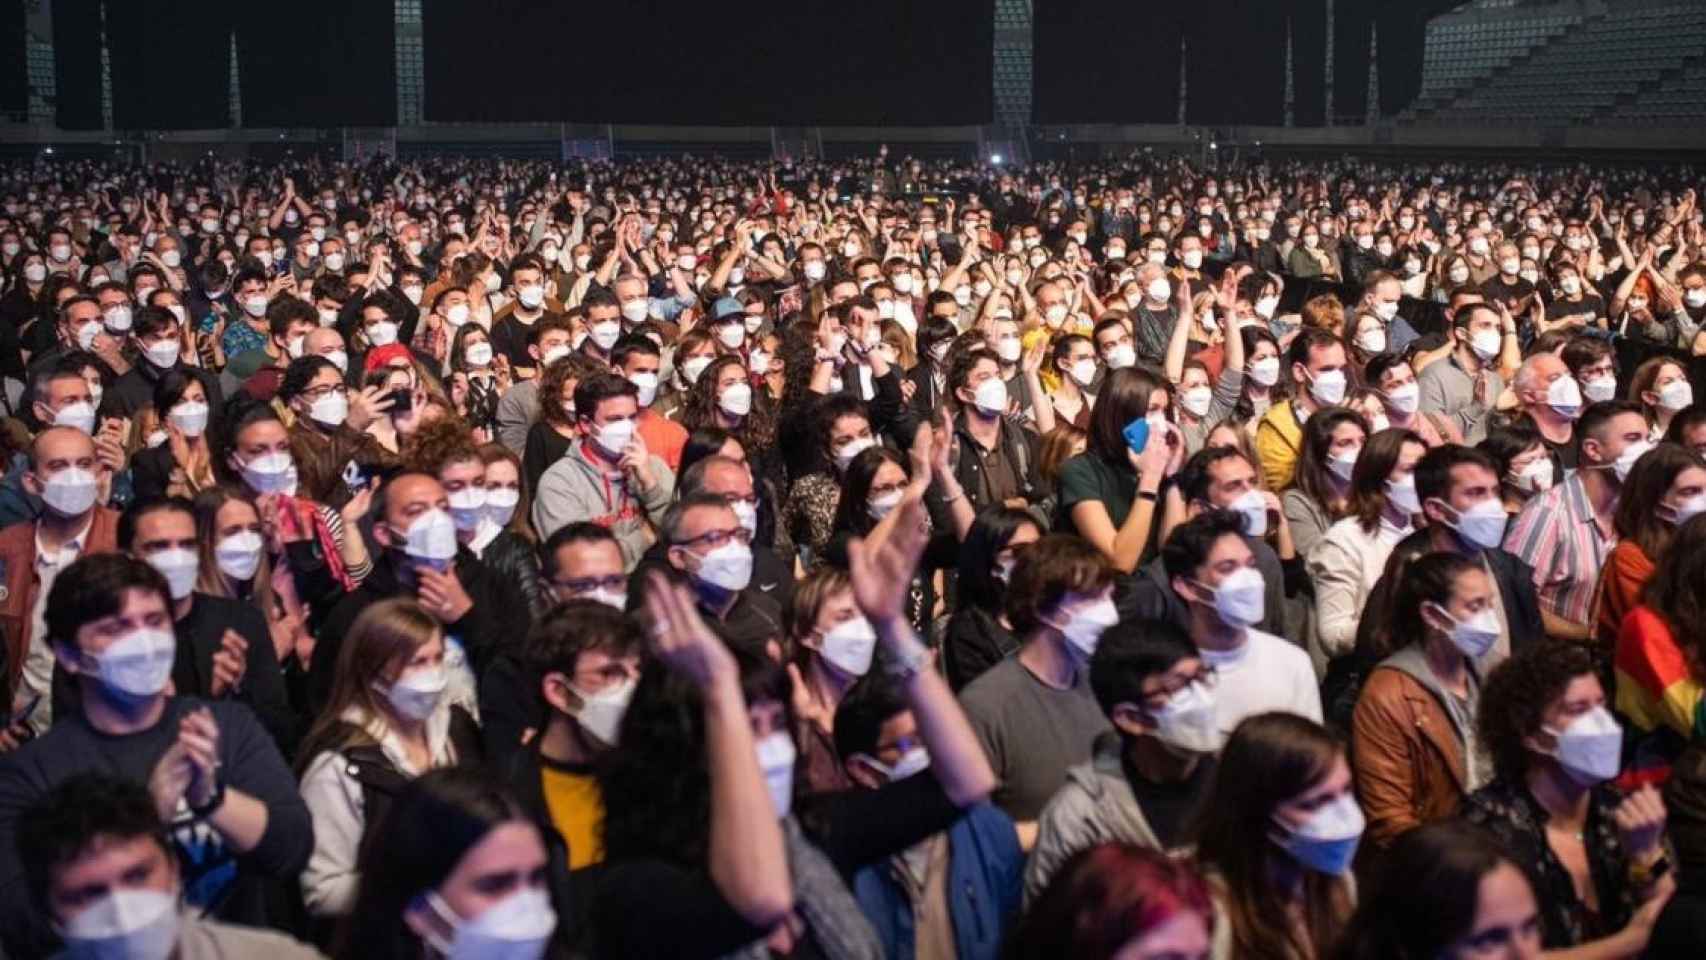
[1136,488,1159,502]
[941,488,966,504]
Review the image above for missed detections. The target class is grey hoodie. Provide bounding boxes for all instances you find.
[531,439,674,569]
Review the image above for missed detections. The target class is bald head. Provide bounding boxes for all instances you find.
[31,426,95,471]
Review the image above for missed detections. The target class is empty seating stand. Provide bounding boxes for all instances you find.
[1417,1,1706,127]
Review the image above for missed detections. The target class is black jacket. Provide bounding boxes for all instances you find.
[1392,530,1544,652]
[311,549,527,716]
[503,741,591,960]
[108,357,224,419]
[1121,535,1292,640]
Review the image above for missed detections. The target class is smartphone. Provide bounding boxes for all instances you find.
[387,388,414,414]
[1122,417,1150,456]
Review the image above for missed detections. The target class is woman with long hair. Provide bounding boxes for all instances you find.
[1477,422,1553,518]
[1046,333,1098,431]
[1596,443,1706,650]
[131,369,217,500]
[1192,712,1360,960]
[1005,843,1214,960]
[782,393,879,561]
[334,767,559,960]
[943,506,1043,692]
[683,354,785,509]
[1617,512,1706,783]
[1629,355,1694,443]
[1307,428,1426,664]
[300,599,482,921]
[1281,409,1368,559]
[597,503,996,958]
[1057,366,1180,575]
[825,425,973,639]
[447,321,506,441]
[783,566,873,795]
[1350,552,1493,852]
[1334,820,1542,960]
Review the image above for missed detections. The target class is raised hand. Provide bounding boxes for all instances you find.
[642,571,736,690]
[209,630,248,698]
[847,493,928,626]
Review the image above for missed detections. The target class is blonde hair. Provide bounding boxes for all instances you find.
[297,599,443,772]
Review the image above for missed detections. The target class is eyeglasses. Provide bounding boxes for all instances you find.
[552,574,628,597]
[300,383,348,402]
[1142,667,1219,710]
[673,527,753,550]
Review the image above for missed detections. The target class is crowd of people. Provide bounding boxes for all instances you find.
[0,146,1705,958]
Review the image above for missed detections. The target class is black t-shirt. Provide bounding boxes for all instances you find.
[1542,430,1578,471]
[492,308,561,370]
[1546,293,1605,325]
[1121,751,1219,849]
[1480,275,1536,313]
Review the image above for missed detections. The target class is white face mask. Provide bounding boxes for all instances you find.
[867,488,904,521]
[1546,376,1583,420]
[569,674,637,746]
[465,342,494,367]
[1582,376,1617,404]
[1468,328,1502,362]
[215,531,265,581]
[628,371,659,407]
[719,382,754,418]
[692,540,753,593]
[1069,358,1098,387]
[1249,356,1280,387]
[819,616,878,677]
[834,436,875,472]
[1180,386,1213,418]
[379,665,448,722]
[590,320,621,351]
[1387,474,1422,516]
[367,320,399,346]
[1271,792,1365,876]
[1307,368,1347,406]
[1440,496,1509,552]
[89,627,177,699]
[756,730,797,819]
[1228,488,1268,538]
[1146,278,1171,302]
[146,547,200,600]
[1355,329,1387,354]
[308,390,349,429]
[396,508,459,565]
[1383,382,1420,415]
[1198,566,1265,628]
[1051,595,1119,658]
[1513,458,1554,494]
[240,450,298,496]
[103,306,134,333]
[1433,603,1501,660]
[1612,440,1654,482]
[422,885,556,960]
[60,887,181,960]
[40,465,99,516]
[593,418,636,459]
[447,487,488,532]
[972,377,1009,417]
[1547,706,1622,785]
[1658,379,1694,412]
[1147,681,1222,754]
[1105,343,1137,371]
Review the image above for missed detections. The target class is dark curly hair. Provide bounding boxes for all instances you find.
[538,352,603,429]
[682,353,777,452]
[1476,640,1598,784]
[401,413,481,475]
[598,648,791,868]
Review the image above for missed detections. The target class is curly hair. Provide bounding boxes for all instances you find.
[401,414,481,475]
[538,352,603,429]
[682,354,777,452]
[1476,640,1597,784]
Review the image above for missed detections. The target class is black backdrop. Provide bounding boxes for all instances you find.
[52,0,102,129]
[0,0,23,121]
[1033,4,1182,125]
[234,0,394,127]
[105,0,231,129]
[422,0,991,125]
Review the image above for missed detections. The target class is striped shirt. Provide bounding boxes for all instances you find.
[1502,471,1616,629]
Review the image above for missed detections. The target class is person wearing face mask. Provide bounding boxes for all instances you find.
[1129,263,1181,365]
[119,497,295,752]
[1164,508,1319,730]
[1463,641,1674,955]
[960,535,1119,837]
[1026,623,1223,902]
[108,307,224,419]
[835,679,1025,960]
[1418,303,1515,445]
[1544,263,1605,333]
[130,372,218,501]
[1365,353,1461,452]
[336,766,565,960]
[298,599,482,922]
[944,351,1045,515]
[665,453,793,601]
[1193,712,1360,960]
[652,492,789,660]
[1630,355,1694,443]
[234,296,321,405]
[1254,328,1350,490]
[497,596,642,882]
[278,356,400,507]
[493,316,576,455]
[603,496,997,958]
[612,335,687,471]
[531,372,675,563]
[313,472,527,718]
[0,428,121,736]
[783,567,879,795]
[1479,241,1537,318]
[576,288,626,365]
[1351,552,1501,854]
[0,554,312,955]
[943,506,1042,692]
[487,256,563,381]
[1505,400,1651,644]
[1511,352,1583,471]
[1594,444,1706,656]
[16,774,324,960]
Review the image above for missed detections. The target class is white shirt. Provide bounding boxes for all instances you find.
[25,519,92,732]
[1200,627,1322,736]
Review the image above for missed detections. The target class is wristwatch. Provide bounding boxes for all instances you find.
[189,776,227,819]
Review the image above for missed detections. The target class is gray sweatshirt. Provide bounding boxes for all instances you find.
[531,440,674,570]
